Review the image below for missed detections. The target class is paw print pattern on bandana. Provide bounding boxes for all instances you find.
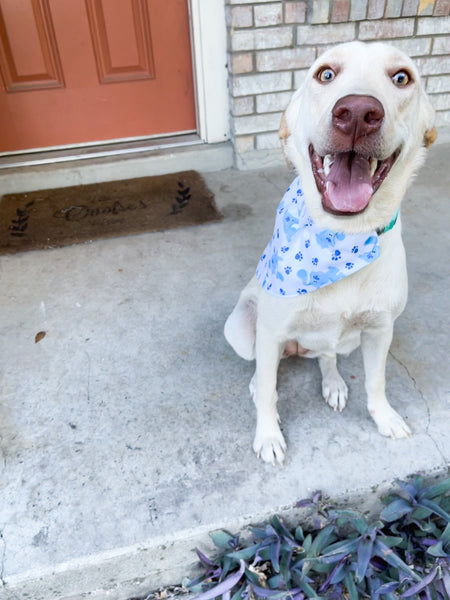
[256,176,382,297]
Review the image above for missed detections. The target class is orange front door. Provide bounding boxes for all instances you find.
[0,0,196,153]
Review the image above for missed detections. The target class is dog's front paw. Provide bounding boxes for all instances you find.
[253,425,286,465]
[322,375,348,412]
[371,405,411,439]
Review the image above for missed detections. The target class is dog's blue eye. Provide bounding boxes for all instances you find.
[392,70,411,87]
[317,67,336,83]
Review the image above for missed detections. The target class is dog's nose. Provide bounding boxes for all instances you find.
[332,95,384,141]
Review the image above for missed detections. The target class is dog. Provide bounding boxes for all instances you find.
[224,41,436,464]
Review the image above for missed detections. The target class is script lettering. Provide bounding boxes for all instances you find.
[53,197,149,222]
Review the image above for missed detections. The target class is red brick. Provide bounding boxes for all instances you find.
[367,0,386,18]
[231,27,293,51]
[230,6,253,28]
[331,0,350,21]
[234,135,255,154]
[254,3,282,27]
[310,1,331,23]
[231,53,253,75]
[256,47,316,72]
[231,96,254,116]
[434,0,450,15]
[359,17,414,38]
[285,2,307,23]
[297,22,355,43]
[402,0,419,16]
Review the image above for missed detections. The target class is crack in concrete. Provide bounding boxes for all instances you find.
[0,529,6,587]
[389,349,448,467]
[85,350,92,404]
[0,529,22,599]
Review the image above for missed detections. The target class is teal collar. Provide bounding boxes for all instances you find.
[377,210,399,235]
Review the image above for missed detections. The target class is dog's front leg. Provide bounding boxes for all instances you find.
[361,323,411,439]
[251,321,286,464]
[318,354,348,412]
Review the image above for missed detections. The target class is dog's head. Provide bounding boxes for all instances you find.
[281,41,436,233]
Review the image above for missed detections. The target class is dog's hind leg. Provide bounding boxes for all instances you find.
[252,321,286,464]
[318,354,348,412]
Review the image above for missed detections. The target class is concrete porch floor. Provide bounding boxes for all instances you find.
[0,143,449,600]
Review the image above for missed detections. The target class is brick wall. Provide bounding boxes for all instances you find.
[225,0,450,167]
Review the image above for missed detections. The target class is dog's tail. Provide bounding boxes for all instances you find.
[224,278,259,361]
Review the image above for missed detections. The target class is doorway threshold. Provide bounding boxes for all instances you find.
[0,133,204,169]
[0,135,233,195]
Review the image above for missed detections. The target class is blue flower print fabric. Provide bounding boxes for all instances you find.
[256,176,381,297]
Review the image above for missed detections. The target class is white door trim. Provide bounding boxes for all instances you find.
[189,0,230,144]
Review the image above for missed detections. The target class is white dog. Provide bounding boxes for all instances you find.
[224,41,436,464]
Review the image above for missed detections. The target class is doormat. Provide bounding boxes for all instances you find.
[0,170,221,255]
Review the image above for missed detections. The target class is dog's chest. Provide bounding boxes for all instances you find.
[287,301,388,355]
[279,241,407,354]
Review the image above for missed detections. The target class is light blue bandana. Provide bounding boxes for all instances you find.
[256,176,381,297]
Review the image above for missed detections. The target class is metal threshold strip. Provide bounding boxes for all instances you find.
[0,132,201,170]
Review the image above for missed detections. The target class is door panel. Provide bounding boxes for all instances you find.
[86,0,155,84]
[0,0,196,152]
[0,0,64,92]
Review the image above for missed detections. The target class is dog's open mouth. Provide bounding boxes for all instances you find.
[309,145,401,215]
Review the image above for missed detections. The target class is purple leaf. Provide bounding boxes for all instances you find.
[420,498,450,522]
[374,540,421,582]
[372,580,399,600]
[319,554,348,591]
[196,548,218,568]
[427,540,450,557]
[194,560,245,600]
[356,534,375,582]
[442,567,450,596]
[271,515,293,541]
[312,491,322,504]
[370,555,388,572]
[421,538,438,547]
[210,530,239,550]
[270,537,281,573]
[401,567,438,597]
[250,583,298,598]
[296,491,321,508]
[420,479,450,500]
[380,498,412,522]
[396,479,419,500]
[229,545,261,561]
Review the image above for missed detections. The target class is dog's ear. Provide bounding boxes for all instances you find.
[279,112,290,142]
[424,127,437,148]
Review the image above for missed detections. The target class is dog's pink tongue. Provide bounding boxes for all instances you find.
[326,152,373,213]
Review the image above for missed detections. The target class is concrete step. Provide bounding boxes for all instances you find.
[0,144,449,600]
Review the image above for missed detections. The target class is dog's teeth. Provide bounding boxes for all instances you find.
[370,157,378,177]
[324,155,334,176]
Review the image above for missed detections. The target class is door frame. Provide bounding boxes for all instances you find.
[190,0,229,144]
